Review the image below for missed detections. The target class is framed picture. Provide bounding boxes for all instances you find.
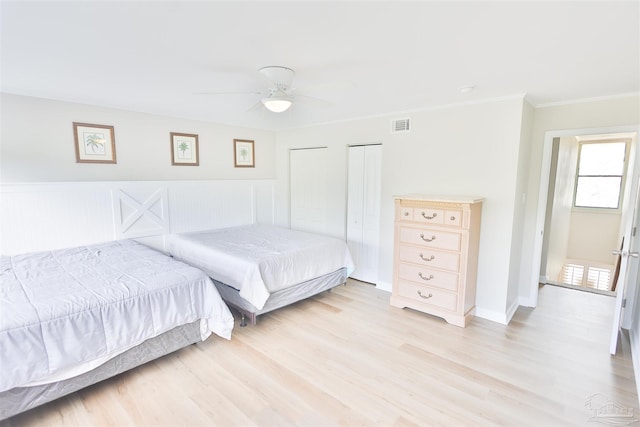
[170,132,199,166]
[73,122,116,164]
[234,139,255,168]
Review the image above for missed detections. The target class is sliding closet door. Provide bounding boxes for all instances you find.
[347,144,382,284]
[290,147,329,234]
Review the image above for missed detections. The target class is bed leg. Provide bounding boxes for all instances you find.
[240,313,247,327]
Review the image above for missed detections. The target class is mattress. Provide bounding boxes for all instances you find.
[168,224,354,310]
[0,239,234,393]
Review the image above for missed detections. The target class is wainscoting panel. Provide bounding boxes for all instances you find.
[168,181,255,234]
[0,183,115,255]
[0,180,275,255]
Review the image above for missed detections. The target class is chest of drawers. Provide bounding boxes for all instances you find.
[390,195,483,327]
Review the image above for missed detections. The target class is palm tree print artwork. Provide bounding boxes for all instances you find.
[178,141,191,159]
[170,132,199,166]
[234,139,254,167]
[74,123,116,164]
[84,132,106,155]
[239,147,248,161]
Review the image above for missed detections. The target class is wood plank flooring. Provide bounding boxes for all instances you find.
[2,280,637,426]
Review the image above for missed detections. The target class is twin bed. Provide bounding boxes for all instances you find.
[169,224,354,326]
[0,224,353,419]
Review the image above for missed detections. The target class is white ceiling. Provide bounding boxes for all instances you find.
[2,1,638,131]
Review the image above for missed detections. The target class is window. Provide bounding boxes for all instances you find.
[574,141,628,209]
[561,263,584,286]
[586,267,612,291]
[560,261,613,291]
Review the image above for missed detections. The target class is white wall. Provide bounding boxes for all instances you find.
[545,136,579,281]
[0,93,276,182]
[506,100,534,318]
[567,211,621,265]
[275,97,528,321]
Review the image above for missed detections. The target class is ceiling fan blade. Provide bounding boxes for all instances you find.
[294,93,333,108]
[247,100,263,112]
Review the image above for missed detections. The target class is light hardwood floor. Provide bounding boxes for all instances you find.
[3,280,637,426]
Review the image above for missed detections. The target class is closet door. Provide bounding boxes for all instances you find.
[290,147,328,234]
[347,145,382,284]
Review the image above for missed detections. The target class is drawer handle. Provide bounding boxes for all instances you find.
[450,216,456,221]
[417,290,433,299]
[418,272,434,281]
[419,253,435,262]
[403,212,409,217]
[421,212,437,220]
[420,234,436,242]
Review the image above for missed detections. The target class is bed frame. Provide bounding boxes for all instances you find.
[0,321,201,420]
[213,268,348,326]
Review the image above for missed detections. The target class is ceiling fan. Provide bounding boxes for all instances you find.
[257,66,295,113]
[196,66,325,113]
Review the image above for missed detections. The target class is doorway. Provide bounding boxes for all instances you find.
[346,144,382,285]
[529,125,639,340]
[541,134,632,296]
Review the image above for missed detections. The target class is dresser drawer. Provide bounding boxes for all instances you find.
[413,208,444,225]
[398,245,460,272]
[399,227,462,251]
[398,207,413,221]
[444,210,462,227]
[398,263,459,291]
[397,280,457,312]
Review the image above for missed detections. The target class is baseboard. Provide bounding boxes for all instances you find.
[518,295,536,308]
[505,299,520,324]
[475,307,509,325]
[375,281,392,293]
[630,328,640,409]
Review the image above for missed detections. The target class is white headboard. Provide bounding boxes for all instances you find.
[0,180,275,255]
[111,186,170,252]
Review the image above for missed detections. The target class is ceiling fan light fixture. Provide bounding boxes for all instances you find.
[261,96,292,113]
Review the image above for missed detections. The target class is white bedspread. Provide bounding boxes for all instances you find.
[0,240,234,393]
[168,224,354,310]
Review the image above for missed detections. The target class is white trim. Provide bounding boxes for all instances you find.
[534,92,640,109]
[477,299,521,325]
[475,307,509,325]
[505,299,520,324]
[518,295,536,309]
[278,94,528,131]
[278,92,639,132]
[631,330,640,409]
[375,280,392,293]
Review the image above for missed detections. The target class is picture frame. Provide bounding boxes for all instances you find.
[234,139,255,168]
[170,132,199,166]
[73,122,116,164]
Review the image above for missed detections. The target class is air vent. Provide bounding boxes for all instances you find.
[391,117,411,133]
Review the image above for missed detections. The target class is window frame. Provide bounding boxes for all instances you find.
[572,139,630,213]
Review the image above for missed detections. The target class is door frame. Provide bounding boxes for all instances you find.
[346,143,382,284]
[528,124,640,308]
